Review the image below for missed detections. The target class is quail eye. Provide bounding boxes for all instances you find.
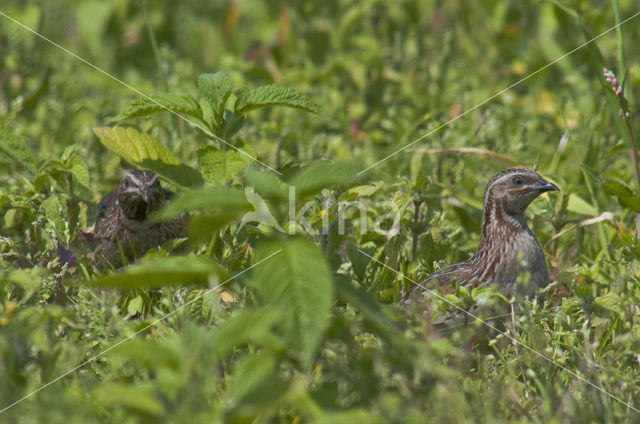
[512,176,523,185]
[123,179,130,188]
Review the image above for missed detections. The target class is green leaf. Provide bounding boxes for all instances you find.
[61,145,91,191]
[225,379,290,424]
[343,182,383,199]
[235,84,320,115]
[603,181,633,198]
[155,186,250,220]
[229,354,278,405]
[91,255,219,288]
[0,125,37,172]
[287,161,360,199]
[575,284,594,299]
[346,244,374,282]
[567,193,598,216]
[562,297,582,314]
[109,93,202,123]
[594,292,622,314]
[619,195,640,213]
[109,339,181,370]
[188,213,246,242]
[68,156,91,191]
[222,114,246,139]
[249,238,333,367]
[198,72,232,115]
[93,383,164,417]
[75,1,112,55]
[197,144,255,184]
[40,196,67,237]
[93,126,203,187]
[210,309,282,358]
[244,167,289,202]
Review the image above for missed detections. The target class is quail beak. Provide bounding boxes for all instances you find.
[142,192,150,203]
[537,180,559,193]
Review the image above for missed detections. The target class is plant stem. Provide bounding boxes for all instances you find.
[143,0,167,91]
[623,117,640,234]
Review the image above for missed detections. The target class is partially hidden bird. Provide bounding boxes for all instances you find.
[402,168,559,322]
[81,170,187,269]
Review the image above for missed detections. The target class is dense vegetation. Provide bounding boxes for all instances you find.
[1,1,640,422]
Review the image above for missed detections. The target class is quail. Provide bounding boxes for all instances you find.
[402,168,559,316]
[83,170,187,269]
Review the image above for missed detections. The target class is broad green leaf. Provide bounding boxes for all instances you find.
[126,294,144,316]
[109,93,202,123]
[235,84,319,114]
[343,182,383,199]
[75,1,112,55]
[61,145,91,191]
[4,5,41,49]
[562,298,582,314]
[603,179,640,211]
[575,284,594,299]
[93,126,203,187]
[198,72,232,114]
[619,195,640,213]
[594,292,622,314]
[0,126,37,172]
[68,156,91,191]
[249,238,333,367]
[244,167,289,202]
[346,244,374,282]
[91,255,219,288]
[228,354,278,405]
[603,181,633,198]
[93,383,164,417]
[197,144,255,184]
[155,186,250,220]
[567,193,598,216]
[188,213,245,242]
[109,339,181,370]
[40,196,67,237]
[225,379,290,424]
[222,114,246,139]
[443,294,462,307]
[210,309,282,358]
[287,161,360,199]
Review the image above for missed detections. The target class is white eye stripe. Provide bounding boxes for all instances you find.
[492,172,528,187]
[148,174,158,185]
[126,173,143,187]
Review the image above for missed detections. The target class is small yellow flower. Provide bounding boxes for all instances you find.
[219,291,235,303]
[6,301,17,315]
[319,210,326,219]
[1,317,9,326]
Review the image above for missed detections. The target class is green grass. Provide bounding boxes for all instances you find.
[1,0,640,422]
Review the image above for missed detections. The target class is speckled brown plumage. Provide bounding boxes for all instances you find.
[403,168,558,312]
[86,170,187,268]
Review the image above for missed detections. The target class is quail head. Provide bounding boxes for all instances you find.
[85,170,187,269]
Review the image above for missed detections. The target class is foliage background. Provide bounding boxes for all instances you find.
[1,0,640,422]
